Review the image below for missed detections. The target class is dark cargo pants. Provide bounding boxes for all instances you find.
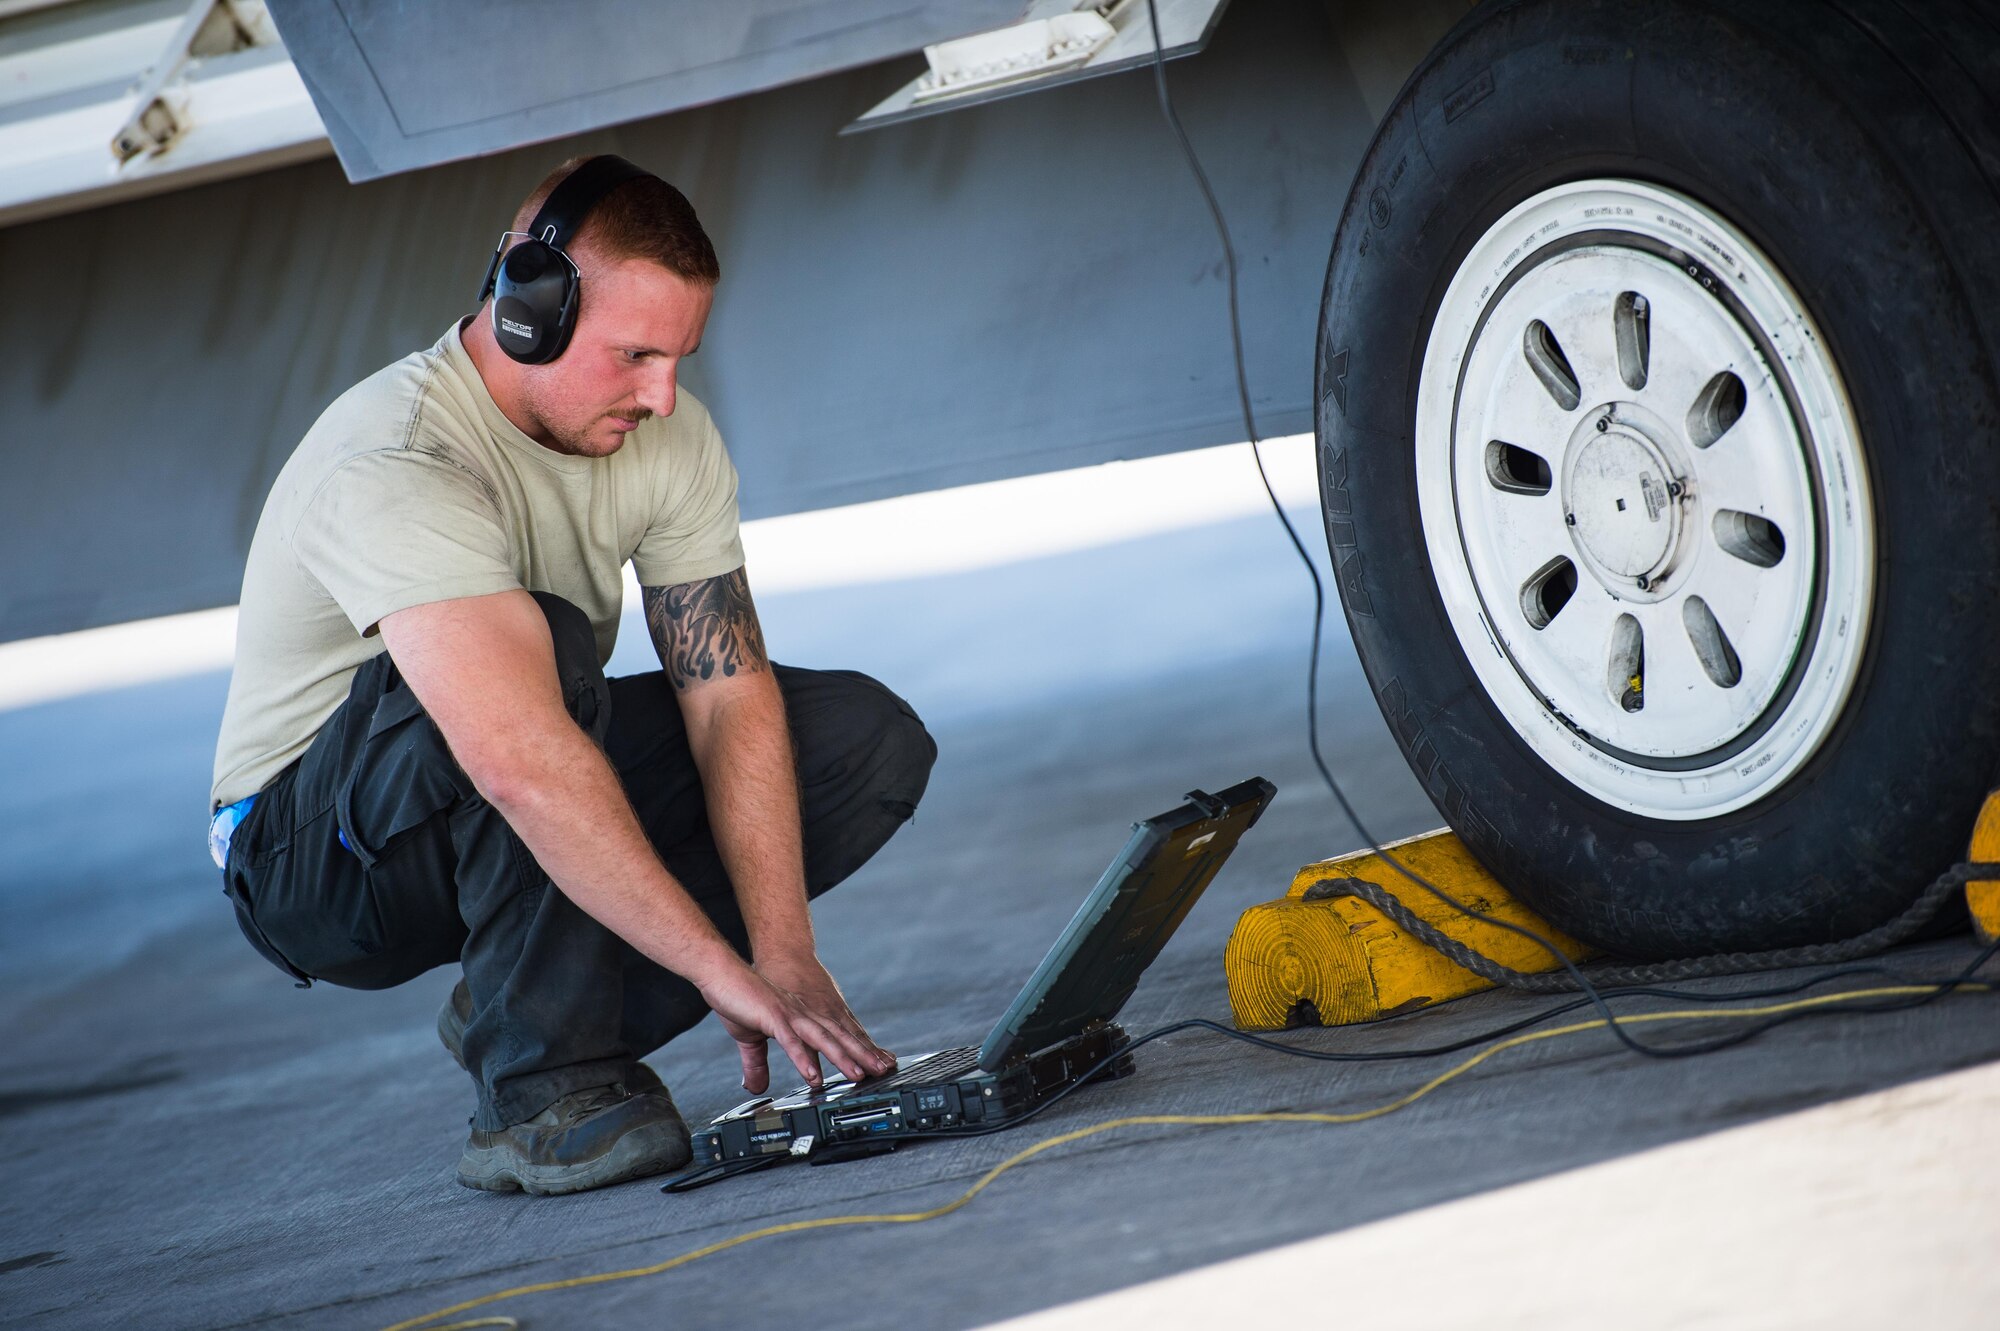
[222,593,936,1130]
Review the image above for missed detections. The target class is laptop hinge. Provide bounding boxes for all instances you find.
[1184,788,1226,818]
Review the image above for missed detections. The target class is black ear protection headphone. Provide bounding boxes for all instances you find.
[476,154,654,365]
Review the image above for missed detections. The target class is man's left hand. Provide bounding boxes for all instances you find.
[754,950,897,1084]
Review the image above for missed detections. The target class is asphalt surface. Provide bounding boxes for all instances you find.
[4,501,1997,1330]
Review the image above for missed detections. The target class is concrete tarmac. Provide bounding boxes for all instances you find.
[3,481,1996,1329]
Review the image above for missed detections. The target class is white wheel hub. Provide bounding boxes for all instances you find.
[1564,406,1682,582]
[1416,181,1874,819]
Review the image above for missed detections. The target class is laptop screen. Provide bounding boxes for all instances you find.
[975,777,1275,1071]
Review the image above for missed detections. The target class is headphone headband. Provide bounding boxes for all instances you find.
[525,154,652,251]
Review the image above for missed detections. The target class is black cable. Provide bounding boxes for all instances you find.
[1140,0,1658,1056]
[931,935,1999,1143]
[1181,948,2000,1062]
[662,1154,783,1193]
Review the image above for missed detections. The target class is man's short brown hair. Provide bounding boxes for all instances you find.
[512,155,720,285]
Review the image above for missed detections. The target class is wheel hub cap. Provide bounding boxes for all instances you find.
[1564,409,1681,586]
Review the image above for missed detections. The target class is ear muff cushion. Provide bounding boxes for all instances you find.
[492,240,575,364]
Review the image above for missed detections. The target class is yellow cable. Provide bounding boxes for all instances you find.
[381,982,1986,1331]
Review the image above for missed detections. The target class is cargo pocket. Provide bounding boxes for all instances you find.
[335,682,456,869]
[324,684,473,986]
[235,805,390,981]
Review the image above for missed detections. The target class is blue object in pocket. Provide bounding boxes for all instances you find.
[208,794,258,869]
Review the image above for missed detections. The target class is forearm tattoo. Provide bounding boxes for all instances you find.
[643,568,770,691]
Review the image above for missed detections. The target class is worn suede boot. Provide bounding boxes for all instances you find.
[456,1079,692,1195]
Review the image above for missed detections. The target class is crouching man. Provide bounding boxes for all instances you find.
[208,155,934,1194]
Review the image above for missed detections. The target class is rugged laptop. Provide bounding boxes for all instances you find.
[690,776,1277,1168]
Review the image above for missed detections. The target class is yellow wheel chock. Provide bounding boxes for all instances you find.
[1230,800,2000,1030]
[1224,830,1593,1030]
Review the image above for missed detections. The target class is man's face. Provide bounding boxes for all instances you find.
[513,254,714,458]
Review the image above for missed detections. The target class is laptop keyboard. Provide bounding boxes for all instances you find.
[858,1045,982,1090]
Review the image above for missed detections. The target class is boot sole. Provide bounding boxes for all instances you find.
[456,1118,692,1196]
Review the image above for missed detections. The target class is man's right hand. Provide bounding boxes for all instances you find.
[696,958,886,1094]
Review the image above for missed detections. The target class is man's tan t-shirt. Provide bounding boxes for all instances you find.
[211,322,745,807]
